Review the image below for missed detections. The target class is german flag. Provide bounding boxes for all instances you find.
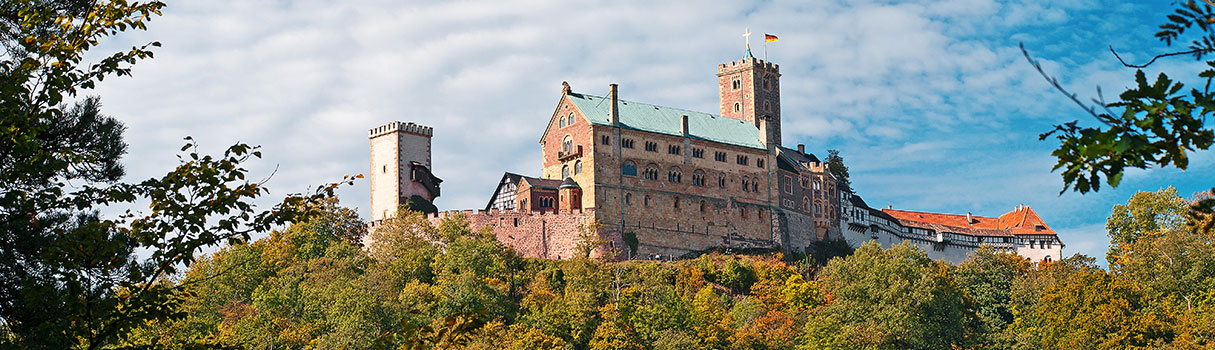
[765,34,778,42]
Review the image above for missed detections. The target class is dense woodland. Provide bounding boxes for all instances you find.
[108,187,1211,350]
[3,0,1215,349]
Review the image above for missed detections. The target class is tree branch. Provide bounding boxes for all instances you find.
[1109,46,1214,68]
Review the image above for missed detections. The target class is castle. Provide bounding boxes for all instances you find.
[366,50,1064,264]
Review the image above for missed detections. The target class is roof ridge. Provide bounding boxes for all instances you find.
[571,90,727,119]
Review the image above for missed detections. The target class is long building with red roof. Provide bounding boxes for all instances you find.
[839,191,1063,264]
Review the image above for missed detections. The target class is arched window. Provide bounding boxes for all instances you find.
[568,112,575,125]
[1044,256,1052,263]
[815,203,822,213]
[763,101,771,112]
[562,165,569,179]
[732,79,741,89]
[741,207,747,218]
[644,195,651,207]
[742,178,750,192]
[624,193,632,205]
[692,170,705,186]
[574,160,582,175]
[718,174,727,188]
[813,181,821,190]
[752,182,758,192]
[699,200,706,212]
[622,161,637,176]
[668,167,681,183]
[803,196,810,212]
[734,102,741,112]
[673,196,680,209]
[559,117,566,128]
[644,164,659,180]
[562,135,573,153]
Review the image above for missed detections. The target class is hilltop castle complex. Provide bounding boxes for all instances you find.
[367,51,1064,264]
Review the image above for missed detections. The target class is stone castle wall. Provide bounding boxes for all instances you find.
[420,208,626,260]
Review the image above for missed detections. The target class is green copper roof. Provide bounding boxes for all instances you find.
[565,92,763,149]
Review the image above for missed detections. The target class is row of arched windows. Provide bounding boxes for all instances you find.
[622,192,765,219]
[628,161,747,189]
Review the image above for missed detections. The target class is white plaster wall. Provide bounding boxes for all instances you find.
[370,134,400,221]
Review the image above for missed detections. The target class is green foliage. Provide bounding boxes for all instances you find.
[1024,2,1215,194]
[955,246,1031,346]
[574,220,607,259]
[825,149,851,192]
[1106,187,1190,247]
[807,238,854,267]
[0,1,355,348]
[1034,269,1170,349]
[803,242,978,349]
[621,231,639,257]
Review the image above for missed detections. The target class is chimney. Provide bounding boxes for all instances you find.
[797,144,805,154]
[609,84,619,125]
[887,205,892,209]
[967,212,973,225]
[681,115,689,136]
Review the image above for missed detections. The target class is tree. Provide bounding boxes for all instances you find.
[954,246,1031,346]
[1034,269,1170,349]
[1104,188,1215,347]
[0,1,346,348]
[825,149,851,192]
[802,242,978,349]
[1106,187,1190,247]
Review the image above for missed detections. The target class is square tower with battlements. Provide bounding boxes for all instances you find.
[368,121,440,221]
[718,57,781,148]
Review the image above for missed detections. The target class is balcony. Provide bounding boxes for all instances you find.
[558,145,583,162]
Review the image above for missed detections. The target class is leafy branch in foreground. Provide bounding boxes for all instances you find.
[1020,0,1215,194]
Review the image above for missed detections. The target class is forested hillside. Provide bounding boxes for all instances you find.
[118,187,1214,350]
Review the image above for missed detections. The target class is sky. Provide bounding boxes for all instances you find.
[88,0,1213,264]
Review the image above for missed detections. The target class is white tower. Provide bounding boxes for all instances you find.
[368,121,436,221]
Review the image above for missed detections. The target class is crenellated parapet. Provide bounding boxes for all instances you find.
[368,121,433,139]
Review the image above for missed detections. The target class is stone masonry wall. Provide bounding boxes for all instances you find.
[423,208,624,260]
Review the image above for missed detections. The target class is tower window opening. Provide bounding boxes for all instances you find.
[734,103,741,112]
[732,78,741,90]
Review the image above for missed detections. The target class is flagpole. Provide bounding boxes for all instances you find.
[764,42,767,61]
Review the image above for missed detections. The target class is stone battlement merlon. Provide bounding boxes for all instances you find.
[368,121,434,139]
[717,57,779,73]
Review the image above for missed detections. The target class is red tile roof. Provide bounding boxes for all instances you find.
[882,206,1056,236]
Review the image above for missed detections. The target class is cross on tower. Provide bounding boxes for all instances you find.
[742,27,754,58]
[743,27,752,49]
